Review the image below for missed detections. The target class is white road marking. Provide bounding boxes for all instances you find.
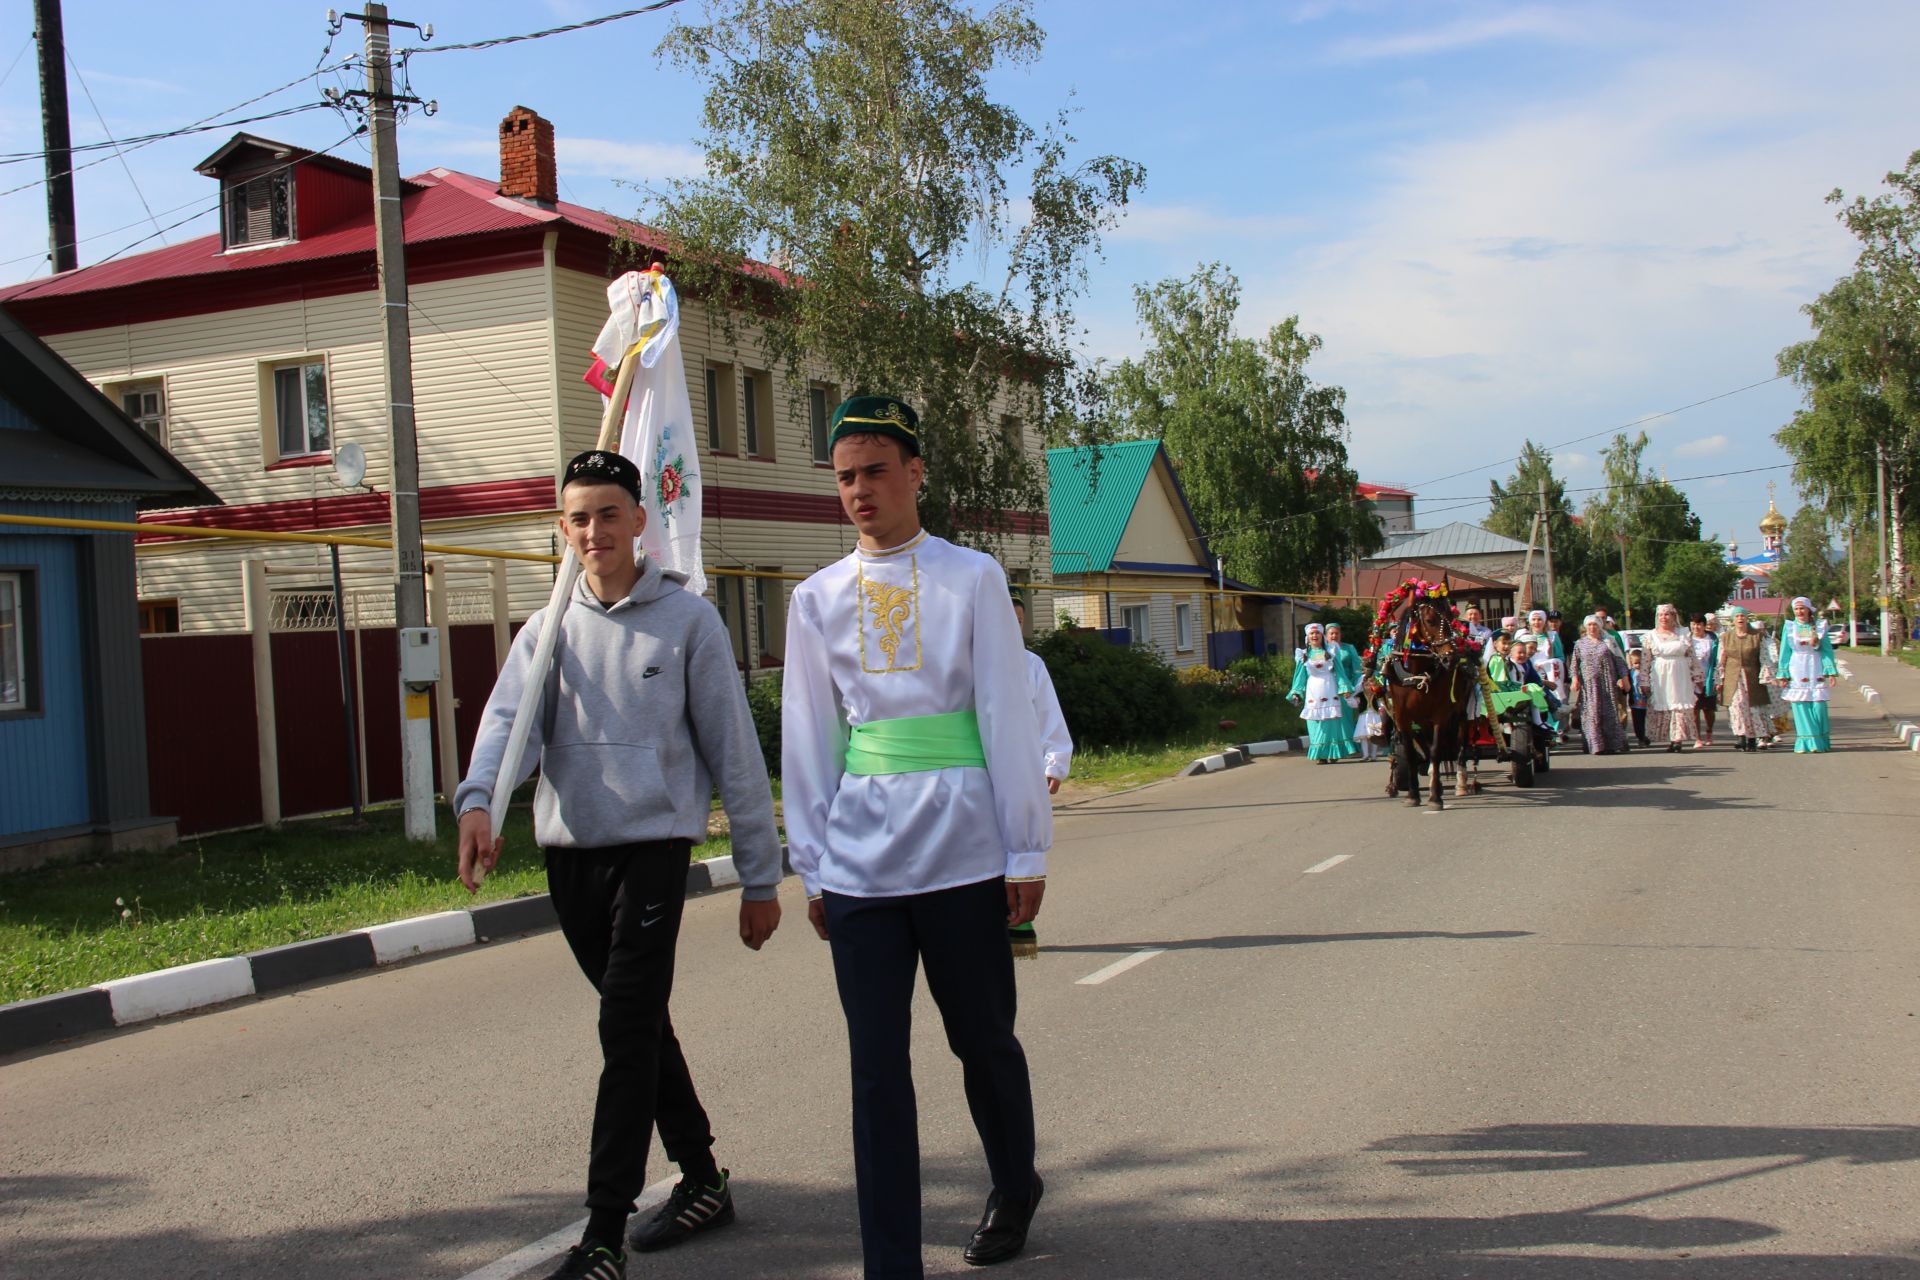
[459,1174,677,1280]
[1303,854,1352,874]
[1075,948,1166,986]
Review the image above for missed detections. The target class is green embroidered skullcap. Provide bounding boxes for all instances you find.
[1009,584,1027,609]
[829,394,920,457]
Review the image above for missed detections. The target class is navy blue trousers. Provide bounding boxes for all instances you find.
[824,877,1037,1280]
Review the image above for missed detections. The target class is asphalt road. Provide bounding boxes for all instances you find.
[4,687,1918,1279]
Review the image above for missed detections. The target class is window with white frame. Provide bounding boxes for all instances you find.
[0,571,33,714]
[1120,603,1150,643]
[741,369,774,458]
[705,362,736,453]
[225,170,293,248]
[119,381,167,446]
[754,570,786,661]
[270,360,330,459]
[1176,601,1194,651]
[809,384,835,464]
[713,576,749,668]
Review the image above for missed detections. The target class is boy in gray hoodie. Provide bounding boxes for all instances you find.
[454,449,782,1280]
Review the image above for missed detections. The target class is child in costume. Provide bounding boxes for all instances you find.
[1353,690,1385,762]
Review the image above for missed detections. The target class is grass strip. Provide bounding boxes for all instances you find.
[0,795,732,1005]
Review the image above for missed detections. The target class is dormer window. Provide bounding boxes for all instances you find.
[225,171,292,248]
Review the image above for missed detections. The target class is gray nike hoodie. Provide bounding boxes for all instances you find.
[453,556,781,900]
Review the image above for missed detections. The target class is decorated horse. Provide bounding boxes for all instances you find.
[1362,579,1483,809]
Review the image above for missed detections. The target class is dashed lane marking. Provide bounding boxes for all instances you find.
[459,1174,677,1280]
[1075,948,1167,986]
[1304,854,1352,874]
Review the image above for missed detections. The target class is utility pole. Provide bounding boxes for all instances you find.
[1536,478,1557,611]
[33,0,76,273]
[1617,535,1632,630]
[1519,512,1540,614]
[1847,522,1858,649]
[1877,444,1891,658]
[342,5,436,839]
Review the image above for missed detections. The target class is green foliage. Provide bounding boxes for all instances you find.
[1768,507,1843,607]
[1775,151,1920,642]
[1578,431,1710,621]
[648,0,1144,549]
[745,670,783,777]
[1649,542,1741,620]
[1102,263,1382,591]
[1030,627,1183,748]
[1312,605,1373,641]
[1228,652,1296,690]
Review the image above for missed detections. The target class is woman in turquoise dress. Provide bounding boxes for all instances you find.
[1775,596,1839,752]
[1323,621,1364,754]
[1289,622,1356,763]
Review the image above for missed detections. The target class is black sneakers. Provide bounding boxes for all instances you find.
[542,1243,624,1280]
[627,1169,737,1253]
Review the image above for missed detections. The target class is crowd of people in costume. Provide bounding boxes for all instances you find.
[1338,595,1841,763]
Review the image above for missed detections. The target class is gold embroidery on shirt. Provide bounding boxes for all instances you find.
[857,558,922,673]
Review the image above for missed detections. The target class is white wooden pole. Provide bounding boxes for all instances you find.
[243,558,281,828]
[489,557,511,671]
[483,326,642,853]
[427,558,459,803]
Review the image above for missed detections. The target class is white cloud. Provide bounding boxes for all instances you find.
[1328,6,1587,61]
[1673,434,1732,459]
[554,138,706,183]
[1246,10,1920,496]
[1107,204,1311,245]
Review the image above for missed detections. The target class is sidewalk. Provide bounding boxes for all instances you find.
[1834,649,1920,744]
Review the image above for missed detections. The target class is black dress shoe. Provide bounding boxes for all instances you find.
[964,1173,1043,1266]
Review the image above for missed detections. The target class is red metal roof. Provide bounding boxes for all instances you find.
[1356,481,1416,499]
[0,165,667,306]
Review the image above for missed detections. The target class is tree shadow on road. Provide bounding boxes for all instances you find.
[6,1124,1917,1279]
[1043,930,1532,956]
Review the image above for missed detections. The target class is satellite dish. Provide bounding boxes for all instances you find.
[333,442,367,490]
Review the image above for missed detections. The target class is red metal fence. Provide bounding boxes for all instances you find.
[142,624,512,836]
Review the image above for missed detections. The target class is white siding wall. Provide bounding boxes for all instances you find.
[49,261,1049,640]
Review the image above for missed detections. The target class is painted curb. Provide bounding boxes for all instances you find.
[103,956,255,1026]
[0,988,114,1048]
[1181,747,1250,777]
[249,933,379,994]
[1,849,799,1057]
[1238,737,1308,757]
[359,910,476,966]
[469,895,559,940]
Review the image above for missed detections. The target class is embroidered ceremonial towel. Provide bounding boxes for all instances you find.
[844,710,988,775]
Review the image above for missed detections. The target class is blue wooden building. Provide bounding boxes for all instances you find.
[0,304,216,869]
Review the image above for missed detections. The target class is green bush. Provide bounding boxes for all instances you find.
[745,669,782,776]
[1031,628,1185,749]
[1228,652,1295,691]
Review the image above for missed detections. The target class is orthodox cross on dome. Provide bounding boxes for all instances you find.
[1759,481,1786,554]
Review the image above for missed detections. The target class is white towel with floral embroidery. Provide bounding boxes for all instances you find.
[584,270,704,596]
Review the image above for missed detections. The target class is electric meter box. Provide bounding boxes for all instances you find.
[399,627,441,685]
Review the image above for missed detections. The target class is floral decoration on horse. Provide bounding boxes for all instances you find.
[1362,577,1469,676]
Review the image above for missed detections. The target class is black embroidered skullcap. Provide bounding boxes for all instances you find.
[563,449,642,501]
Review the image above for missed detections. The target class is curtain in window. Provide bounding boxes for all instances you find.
[274,367,305,457]
[0,576,20,708]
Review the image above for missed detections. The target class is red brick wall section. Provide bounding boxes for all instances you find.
[499,106,557,204]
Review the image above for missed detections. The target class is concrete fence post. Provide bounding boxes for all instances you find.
[242,559,281,828]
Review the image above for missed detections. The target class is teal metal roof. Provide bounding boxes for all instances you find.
[1046,440,1163,576]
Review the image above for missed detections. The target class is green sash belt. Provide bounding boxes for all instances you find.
[844,710,987,775]
[1487,685,1549,716]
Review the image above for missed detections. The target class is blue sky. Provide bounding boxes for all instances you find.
[4,1,1918,552]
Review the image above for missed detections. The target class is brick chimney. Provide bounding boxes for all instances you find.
[499,106,557,205]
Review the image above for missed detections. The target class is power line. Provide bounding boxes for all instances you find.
[0,36,30,92]
[1408,375,1790,491]
[395,1,687,56]
[65,52,164,243]
[0,99,338,169]
[1,126,368,300]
